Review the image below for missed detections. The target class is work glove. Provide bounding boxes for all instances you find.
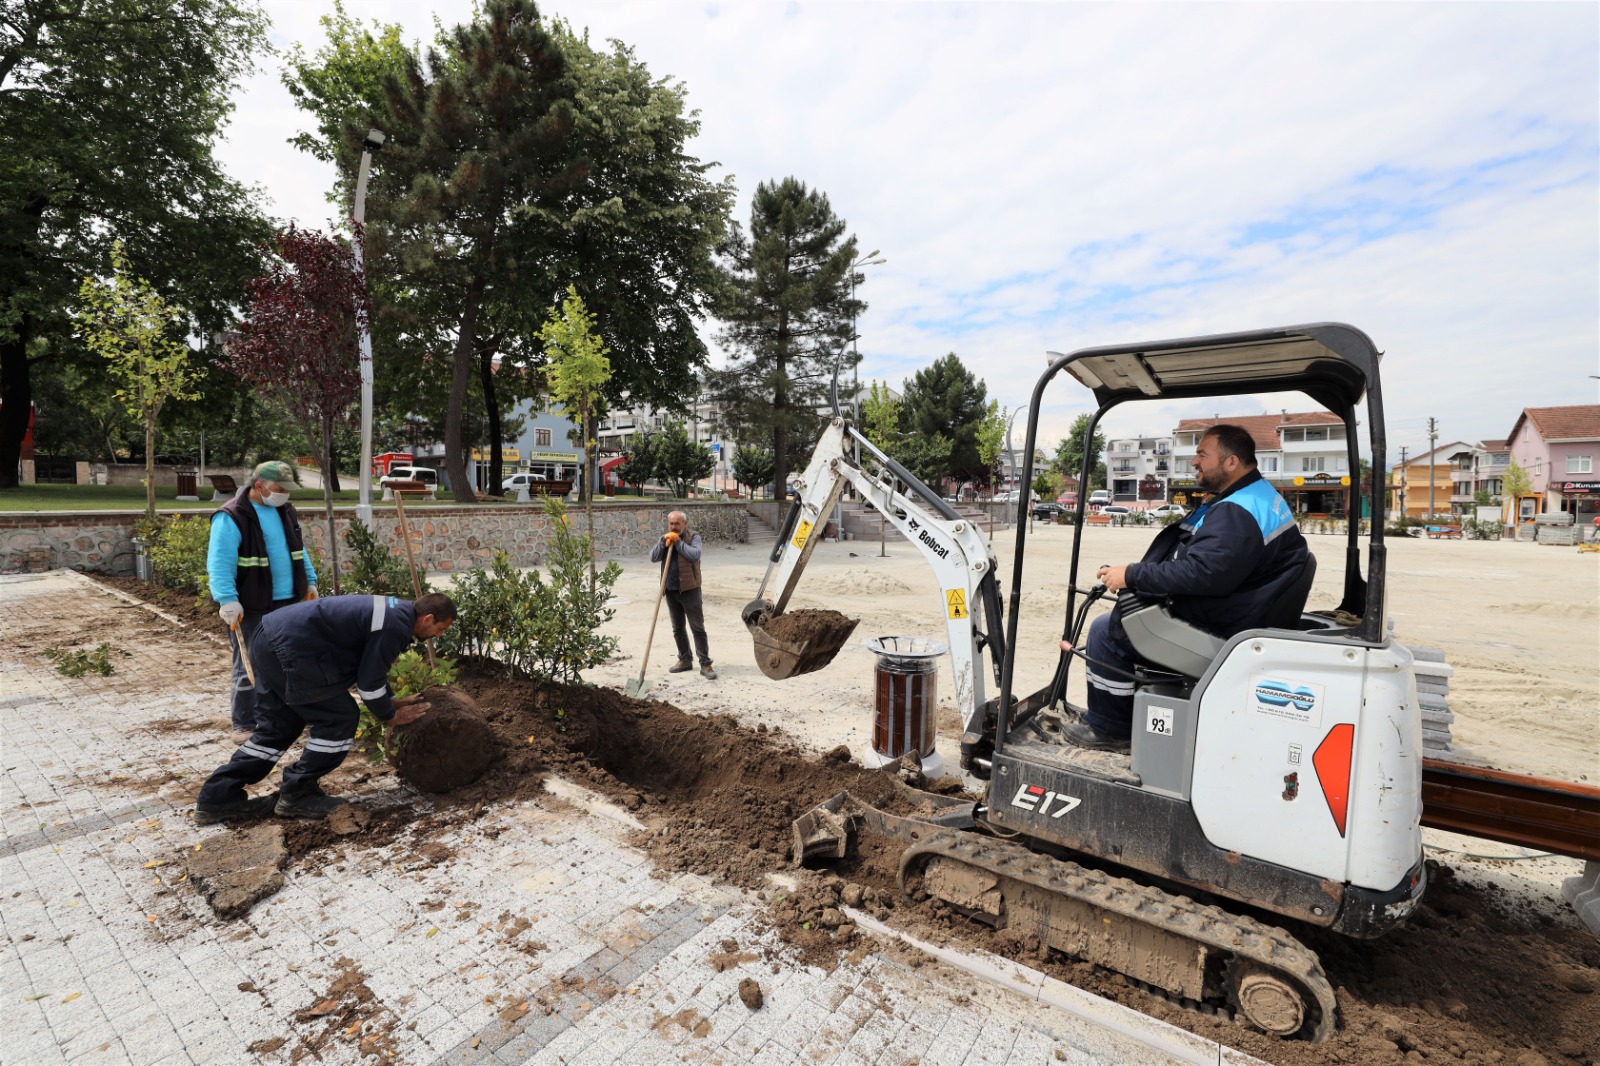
[664,531,680,546]
[219,601,244,627]
[304,586,318,601]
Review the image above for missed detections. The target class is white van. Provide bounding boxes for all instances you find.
[379,465,438,487]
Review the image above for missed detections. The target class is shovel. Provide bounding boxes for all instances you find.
[228,621,256,686]
[393,491,435,668]
[626,543,675,698]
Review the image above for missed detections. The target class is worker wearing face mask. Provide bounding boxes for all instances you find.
[208,460,319,732]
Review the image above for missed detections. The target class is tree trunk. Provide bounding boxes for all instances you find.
[582,405,596,595]
[321,415,342,594]
[0,319,33,491]
[478,346,502,494]
[444,278,486,504]
[144,414,157,522]
[325,437,341,493]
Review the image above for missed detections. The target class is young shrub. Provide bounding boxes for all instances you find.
[139,515,212,603]
[344,520,425,597]
[354,649,458,762]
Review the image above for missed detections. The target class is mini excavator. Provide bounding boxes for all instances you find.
[743,323,1426,1041]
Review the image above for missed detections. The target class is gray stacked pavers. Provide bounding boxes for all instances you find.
[1408,646,1456,756]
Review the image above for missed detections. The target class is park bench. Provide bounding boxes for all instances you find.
[1086,514,1112,526]
[207,474,238,501]
[1426,525,1462,539]
[382,479,436,502]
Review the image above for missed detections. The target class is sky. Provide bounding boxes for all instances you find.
[218,0,1600,463]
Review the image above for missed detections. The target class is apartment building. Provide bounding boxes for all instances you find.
[1386,441,1470,521]
[1102,435,1175,502]
[1505,405,1600,525]
[1169,413,1353,513]
[1445,439,1510,513]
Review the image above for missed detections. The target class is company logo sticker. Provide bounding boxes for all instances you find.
[1249,674,1325,727]
[1009,783,1081,819]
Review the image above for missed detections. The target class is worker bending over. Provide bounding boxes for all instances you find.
[194,592,457,823]
[1067,424,1308,753]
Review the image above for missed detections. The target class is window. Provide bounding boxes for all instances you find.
[1262,457,1278,472]
[1304,428,1326,442]
[1567,455,1593,474]
[1282,428,1303,443]
[1301,457,1325,472]
[535,428,552,448]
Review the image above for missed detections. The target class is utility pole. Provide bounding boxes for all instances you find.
[1427,418,1439,521]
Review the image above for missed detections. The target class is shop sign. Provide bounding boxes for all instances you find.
[1555,481,1600,494]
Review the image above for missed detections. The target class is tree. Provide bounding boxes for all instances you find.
[709,177,860,498]
[652,420,714,498]
[283,4,733,502]
[74,242,201,521]
[900,353,988,486]
[228,227,370,592]
[975,401,1006,493]
[1503,457,1532,519]
[731,443,774,499]
[540,285,611,585]
[1054,413,1107,491]
[1,0,270,488]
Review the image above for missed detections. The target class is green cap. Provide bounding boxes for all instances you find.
[253,460,298,485]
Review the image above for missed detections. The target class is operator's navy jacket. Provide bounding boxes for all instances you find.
[254,595,416,720]
[1123,470,1308,639]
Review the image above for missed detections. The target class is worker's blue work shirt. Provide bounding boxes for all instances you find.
[254,595,415,720]
[1123,470,1308,639]
[208,501,318,602]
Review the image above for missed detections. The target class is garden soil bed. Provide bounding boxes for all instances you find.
[99,577,1598,1066]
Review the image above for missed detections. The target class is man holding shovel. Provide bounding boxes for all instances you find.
[650,511,716,679]
[208,460,318,733]
[193,592,457,823]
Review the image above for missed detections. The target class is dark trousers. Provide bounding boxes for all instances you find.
[665,586,711,666]
[198,638,359,805]
[1084,611,1139,739]
[228,597,294,731]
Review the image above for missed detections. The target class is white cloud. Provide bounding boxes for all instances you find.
[219,0,1599,460]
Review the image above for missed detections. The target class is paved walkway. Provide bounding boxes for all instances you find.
[1,572,1257,1065]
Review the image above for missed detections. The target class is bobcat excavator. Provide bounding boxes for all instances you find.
[742,323,1426,1041]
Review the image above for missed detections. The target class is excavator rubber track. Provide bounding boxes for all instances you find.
[899,830,1339,1042]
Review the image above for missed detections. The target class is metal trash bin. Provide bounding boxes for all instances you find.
[175,468,198,501]
[862,636,947,776]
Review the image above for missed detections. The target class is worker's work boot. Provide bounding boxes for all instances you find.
[1060,719,1130,755]
[194,794,277,826]
[700,662,718,680]
[668,659,693,673]
[275,784,350,820]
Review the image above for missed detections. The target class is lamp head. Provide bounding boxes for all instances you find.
[363,128,387,152]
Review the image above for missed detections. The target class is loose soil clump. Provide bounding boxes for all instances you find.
[186,822,287,920]
[391,684,500,793]
[759,608,856,644]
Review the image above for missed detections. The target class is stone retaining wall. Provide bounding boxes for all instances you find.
[0,501,747,577]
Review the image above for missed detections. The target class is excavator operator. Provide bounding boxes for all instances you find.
[1066,423,1309,753]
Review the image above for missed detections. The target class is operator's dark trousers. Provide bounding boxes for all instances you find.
[1083,611,1139,740]
[665,586,711,666]
[198,638,358,805]
[228,596,295,731]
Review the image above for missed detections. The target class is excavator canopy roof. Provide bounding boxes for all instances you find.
[1058,322,1380,415]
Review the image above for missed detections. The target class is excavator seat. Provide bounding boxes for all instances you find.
[1119,552,1318,680]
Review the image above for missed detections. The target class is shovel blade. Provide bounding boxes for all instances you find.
[625,677,653,699]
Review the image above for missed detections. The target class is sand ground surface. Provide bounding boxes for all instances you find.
[588,520,1599,787]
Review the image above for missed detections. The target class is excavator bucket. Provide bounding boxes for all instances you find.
[751,613,861,680]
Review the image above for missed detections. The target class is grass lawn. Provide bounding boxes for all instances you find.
[0,484,713,513]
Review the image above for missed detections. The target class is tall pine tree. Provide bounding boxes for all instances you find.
[709,178,860,493]
[900,353,989,486]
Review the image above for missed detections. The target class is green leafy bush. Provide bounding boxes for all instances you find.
[355,650,458,762]
[44,643,118,677]
[344,520,426,597]
[436,498,620,683]
[137,515,212,601]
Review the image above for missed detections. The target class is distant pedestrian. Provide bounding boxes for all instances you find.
[209,460,318,732]
[192,593,457,823]
[650,511,716,679]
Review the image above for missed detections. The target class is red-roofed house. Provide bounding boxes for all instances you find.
[1169,412,1354,513]
[1505,405,1600,526]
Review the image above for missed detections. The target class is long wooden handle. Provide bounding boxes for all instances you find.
[393,493,435,667]
[636,543,675,683]
[229,622,256,686]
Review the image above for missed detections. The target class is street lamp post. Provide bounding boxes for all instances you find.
[353,128,386,531]
[847,250,886,454]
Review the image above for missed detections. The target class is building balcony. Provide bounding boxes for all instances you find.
[1449,494,1475,504]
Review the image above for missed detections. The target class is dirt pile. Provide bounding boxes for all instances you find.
[759,608,857,644]
[392,684,500,793]
[186,822,287,919]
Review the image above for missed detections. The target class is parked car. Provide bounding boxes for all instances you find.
[501,471,548,493]
[1088,489,1112,504]
[379,465,438,487]
[1146,502,1187,519]
[1100,504,1133,517]
[1031,501,1067,521]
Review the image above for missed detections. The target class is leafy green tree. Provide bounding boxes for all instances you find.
[731,443,775,498]
[1,0,271,488]
[652,420,714,498]
[74,242,200,520]
[900,353,988,485]
[541,285,611,583]
[1503,457,1532,521]
[1053,413,1107,491]
[709,177,861,496]
[975,401,1006,495]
